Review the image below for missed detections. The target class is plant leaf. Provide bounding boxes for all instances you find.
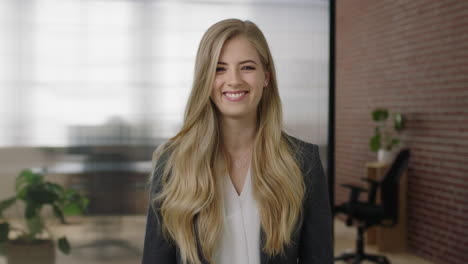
[81,197,89,210]
[63,203,82,216]
[372,109,389,121]
[0,222,9,242]
[382,110,389,120]
[62,189,89,216]
[52,204,65,224]
[370,134,381,152]
[25,202,39,219]
[0,197,16,217]
[26,184,59,205]
[371,109,378,121]
[58,237,71,255]
[15,170,43,192]
[47,182,64,198]
[17,186,28,200]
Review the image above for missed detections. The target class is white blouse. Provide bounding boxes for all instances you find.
[214,163,261,264]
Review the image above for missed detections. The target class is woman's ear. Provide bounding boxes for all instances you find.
[264,71,270,87]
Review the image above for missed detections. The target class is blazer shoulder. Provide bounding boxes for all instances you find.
[283,133,320,165]
[283,133,318,149]
[149,141,173,196]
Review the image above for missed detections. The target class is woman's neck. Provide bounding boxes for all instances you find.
[220,116,256,154]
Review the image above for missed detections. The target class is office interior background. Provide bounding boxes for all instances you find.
[0,0,467,264]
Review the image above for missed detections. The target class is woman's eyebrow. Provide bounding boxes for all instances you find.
[217,60,258,65]
[240,60,257,65]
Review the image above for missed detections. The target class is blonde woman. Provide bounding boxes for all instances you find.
[142,19,332,264]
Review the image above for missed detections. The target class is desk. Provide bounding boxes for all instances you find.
[365,162,408,252]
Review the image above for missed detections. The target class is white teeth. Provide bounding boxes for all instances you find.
[224,92,245,98]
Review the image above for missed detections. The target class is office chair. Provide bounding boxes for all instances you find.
[334,149,411,264]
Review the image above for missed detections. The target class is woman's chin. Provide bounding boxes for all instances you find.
[219,110,255,121]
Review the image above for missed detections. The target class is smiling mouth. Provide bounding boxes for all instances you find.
[223,91,248,101]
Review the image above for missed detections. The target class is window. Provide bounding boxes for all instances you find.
[0,0,329,147]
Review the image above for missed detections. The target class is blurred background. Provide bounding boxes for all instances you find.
[3,1,466,264]
[0,0,329,148]
[0,0,329,263]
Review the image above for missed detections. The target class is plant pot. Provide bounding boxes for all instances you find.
[377,149,396,164]
[6,240,55,264]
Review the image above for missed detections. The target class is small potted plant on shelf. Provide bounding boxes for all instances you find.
[370,108,405,163]
[0,169,88,264]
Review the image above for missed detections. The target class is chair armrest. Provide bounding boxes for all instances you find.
[360,177,381,204]
[338,183,367,226]
[339,184,367,204]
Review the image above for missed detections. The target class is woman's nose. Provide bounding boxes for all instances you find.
[227,69,242,87]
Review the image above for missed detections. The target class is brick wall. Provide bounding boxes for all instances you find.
[335,1,468,263]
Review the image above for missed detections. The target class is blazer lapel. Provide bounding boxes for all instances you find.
[259,223,301,264]
[259,229,285,264]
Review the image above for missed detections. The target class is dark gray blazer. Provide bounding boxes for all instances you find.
[142,136,333,264]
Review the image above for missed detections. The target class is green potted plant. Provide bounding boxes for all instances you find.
[0,169,88,264]
[370,108,404,163]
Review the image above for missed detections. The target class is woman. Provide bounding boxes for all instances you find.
[142,19,332,264]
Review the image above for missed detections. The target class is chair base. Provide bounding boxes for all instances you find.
[334,225,391,264]
[335,252,390,264]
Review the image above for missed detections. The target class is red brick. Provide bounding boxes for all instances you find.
[336,1,468,263]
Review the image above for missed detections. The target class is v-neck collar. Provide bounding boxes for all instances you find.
[227,162,251,198]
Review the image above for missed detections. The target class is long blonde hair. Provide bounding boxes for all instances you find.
[150,19,305,264]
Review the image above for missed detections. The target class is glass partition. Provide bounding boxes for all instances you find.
[0,0,329,263]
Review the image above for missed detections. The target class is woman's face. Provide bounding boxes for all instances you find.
[211,35,269,121]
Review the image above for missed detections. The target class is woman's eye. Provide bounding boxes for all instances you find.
[242,66,255,70]
[216,67,226,72]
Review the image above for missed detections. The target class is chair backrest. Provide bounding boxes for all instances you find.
[380,149,411,224]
